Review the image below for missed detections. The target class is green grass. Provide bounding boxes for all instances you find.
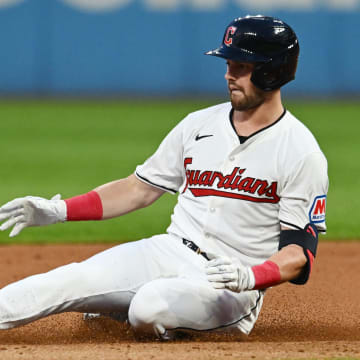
[0,99,358,243]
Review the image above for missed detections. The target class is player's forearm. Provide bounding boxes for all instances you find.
[246,245,307,291]
[249,245,307,291]
[266,244,307,283]
[0,175,164,237]
[94,174,164,220]
[206,244,307,293]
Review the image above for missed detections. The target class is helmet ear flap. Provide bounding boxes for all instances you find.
[251,58,286,91]
[251,45,299,91]
[251,62,278,91]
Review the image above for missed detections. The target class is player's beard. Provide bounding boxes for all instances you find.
[229,86,266,111]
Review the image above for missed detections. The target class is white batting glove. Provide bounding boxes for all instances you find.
[205,256,255,293]
[0,194,67,237]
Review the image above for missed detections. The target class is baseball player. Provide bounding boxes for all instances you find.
[0,16,328,339]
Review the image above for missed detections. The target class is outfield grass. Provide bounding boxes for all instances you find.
[0,99,358,243]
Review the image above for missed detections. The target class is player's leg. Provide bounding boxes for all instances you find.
[128,272,264,338]
[0,234,179,329]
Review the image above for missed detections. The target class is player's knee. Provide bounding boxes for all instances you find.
[128,282,171,337]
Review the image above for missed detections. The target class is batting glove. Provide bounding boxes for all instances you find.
[0,194,66,237]
[205,256,255,293]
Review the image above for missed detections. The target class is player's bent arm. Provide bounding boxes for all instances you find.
[206,224,318,293]
[265,243,306,284]
[206,245,306,293]
[94,174,165,220]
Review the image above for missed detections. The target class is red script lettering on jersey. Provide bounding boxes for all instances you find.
[182,157,280,203]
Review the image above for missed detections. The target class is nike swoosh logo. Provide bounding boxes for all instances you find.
[195,134,213,141]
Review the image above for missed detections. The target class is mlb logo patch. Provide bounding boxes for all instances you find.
[309,195,326,223]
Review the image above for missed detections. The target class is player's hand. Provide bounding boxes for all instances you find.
[0,194,67,237]
[205,256,255,293]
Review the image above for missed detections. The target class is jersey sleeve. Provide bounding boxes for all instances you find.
[134,120,186,194]
[279,152,329,232]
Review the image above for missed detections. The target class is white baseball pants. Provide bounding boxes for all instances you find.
[0,234,263,338]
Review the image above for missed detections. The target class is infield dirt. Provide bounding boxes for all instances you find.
[0,242,358,359]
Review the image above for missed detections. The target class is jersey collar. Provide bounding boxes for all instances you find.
[229,107,287,144]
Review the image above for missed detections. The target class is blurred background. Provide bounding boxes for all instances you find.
[0,0,358,243]
[1,0,360,96]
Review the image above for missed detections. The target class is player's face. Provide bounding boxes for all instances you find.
[225,60,266,111]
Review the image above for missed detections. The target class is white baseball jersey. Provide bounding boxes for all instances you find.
[135,102,329,266]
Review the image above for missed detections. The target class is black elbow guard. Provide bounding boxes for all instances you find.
[278,223,319,285]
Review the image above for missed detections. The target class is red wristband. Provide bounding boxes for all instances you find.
[65,191,103,221]
[252,260,281,290]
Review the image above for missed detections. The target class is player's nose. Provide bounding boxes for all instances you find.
[224,65,236,82]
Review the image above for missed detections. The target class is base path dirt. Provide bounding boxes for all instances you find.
[0,242,359,359]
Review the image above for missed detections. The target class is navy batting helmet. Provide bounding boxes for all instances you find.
[206,15,299,91]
